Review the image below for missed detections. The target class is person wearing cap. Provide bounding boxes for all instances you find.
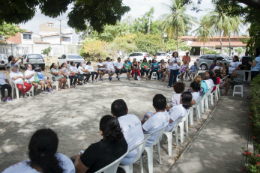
[114,58,124,80]
[85,61,98,83]
[97,59,106,81]
[182,52,191,67]
[141,58,150,80]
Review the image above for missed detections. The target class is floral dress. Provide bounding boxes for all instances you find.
[51,68,64,81]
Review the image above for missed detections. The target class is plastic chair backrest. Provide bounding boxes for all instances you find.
[129,138,149,163]
[169,117,182,133]
[181,109,191,122]
[193,97,202,108]
[147,125,167,146]
[94,151,128,173]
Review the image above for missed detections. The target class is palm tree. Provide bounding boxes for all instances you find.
[159,0,196,52]
[193,15,214,54]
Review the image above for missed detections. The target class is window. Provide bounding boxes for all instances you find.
[156,53,166,56]
[216,56,224,61]
[145,54,151,57]
[23,34,31,40]
[136,53,143,56]
[27,54,43,59]
[67,55,83,59]
[61,37,71,42]
[206,55,215,60]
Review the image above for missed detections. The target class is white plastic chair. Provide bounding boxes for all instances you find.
[176,74,181,82]
[119,137,149,173]
[151,72,157,80]
[233,84,243,97]
[144,126,167,173]
[189,97,202,125]
[178,109,191,143]
[163,118,182,155]
[94,151,128,173]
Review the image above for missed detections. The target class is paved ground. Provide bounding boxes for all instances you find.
[169,84,250,173]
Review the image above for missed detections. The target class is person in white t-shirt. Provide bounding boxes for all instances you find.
[213,62,223,71]
[204,72,215,91]
[24,64,46,94]
[85,61,98,83]
[8,55,23,72]
[2,128,75,173]
[114,58,124,80]
[0,72,12,102]
[142,94,169,147]
[165,92,192,132]
[190,81,201,105]
[229,56,240,74]
[77,62,90,84]
[168,52,181,88]
[170,82,185,108]
[111,99,144,165]
[70,62,80,85]
[106,57,115,81]
[97,59,106,81]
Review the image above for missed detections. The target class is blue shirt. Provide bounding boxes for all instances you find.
[152,62,159,70]
[190,65,198,73]
[251,56,260,71]
[127,61,132,67]
[37,72,45,80]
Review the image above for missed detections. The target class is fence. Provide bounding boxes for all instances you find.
[0,44,82,57]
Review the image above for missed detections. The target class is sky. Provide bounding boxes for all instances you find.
[19,0,248,35]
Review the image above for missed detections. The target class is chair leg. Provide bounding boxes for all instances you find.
[201,98,204,113]
[241,86,243,97]
[140,157,144,173]
[166,133,172,156]
[189,108,193,125]
[56,81,59,91]
[179,123,184,143]
[175,128,178,147]
[145,146,153,173]
[157,141,162,164]
[185,119,188,137]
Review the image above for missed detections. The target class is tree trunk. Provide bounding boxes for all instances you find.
[176,25,179,53]
[203,41,205,54]
[220,31,223,54]
[229,33,231,56]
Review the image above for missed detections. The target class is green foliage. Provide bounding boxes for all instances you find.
[224,48,231,54]
[0,23,25,40]
[201,47,220,54]
[234,47,244,57]
[165,40,191,51]
[41,47,52,56]
[109,34,137,54]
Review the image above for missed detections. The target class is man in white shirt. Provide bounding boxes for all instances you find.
[24,64,46,94]
[85,61,98,83]
[106,57,115,81]
[111,99,144,165]
[114,58,124,80]
[97,59,106,81]
[142,94,169,147]
[70,62,80,85]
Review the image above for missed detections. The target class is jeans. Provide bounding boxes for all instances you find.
[90,72,98,80]
[141,69,150,76]
[251,71,259,80]
[0,84,12,98]
[168,69,179,87]
[69,76,78,85]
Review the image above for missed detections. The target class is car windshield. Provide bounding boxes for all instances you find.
[67,55,83,59]
[27,54,43,59]
[157,53,166,56]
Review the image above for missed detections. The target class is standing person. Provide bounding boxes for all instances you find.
[105,57,115,81]
[60,63,77,88]
[149,59,159,80]
[182,52,191,67]
[85,61,98,83]
[0,72,12,102]
[9,66,32,97]
[168,52,181,88]
[141,58,150,80]
[111,99,144,165]
[50,63,67,91]
[241,51,252,82]
[114,58,124,80]
[158,59,167,81]
[2,128,75,173]
[123,60,131,81]
[77,62,90,84]
[8,55,23,72]
[131,58,141,79]
[97,59,106,81]
[229,56,240,74]
[249,47,260,80]
[231,52,235,58]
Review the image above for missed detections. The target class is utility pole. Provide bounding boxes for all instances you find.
[57,19,61,45]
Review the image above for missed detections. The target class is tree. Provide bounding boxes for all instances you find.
[41,47,52,56]
[0,0,130,33]
[160,0,196,52]
[0,23,25,40]
[165,40,191,52]
[234,47,244,58]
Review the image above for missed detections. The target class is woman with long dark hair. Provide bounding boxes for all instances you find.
[2,129,75,173]
[8,55,23,72]
[229,55,240,74]
[74,115,127,173]
[208,71,217,91]
[249,47,260,80]
[168,51,181,88]
[50,63,67,91]
[60,63,77,88]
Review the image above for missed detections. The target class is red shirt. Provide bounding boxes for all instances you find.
[182,56,191,64]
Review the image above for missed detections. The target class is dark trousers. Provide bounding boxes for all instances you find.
[251,71,259,80]
[82,74,90,82]
[91,72,98,80]
[69,76,78,85]
[168,69,179,87]
[245,72,249,81]
[0,84,12,98]
[141,69,150,76]
[149,70,159,79]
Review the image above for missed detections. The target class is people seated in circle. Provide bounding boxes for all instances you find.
[190,81,201,104]
[131,58,141,80]
[114,58,124,80]
[170,82,185,107]
[97,59,106,81]
[141,94,169,147]
[8,55,22,72]
[149,59,159,80]
[74,115,127,173]
[123,60,131,81]
[141,58,150,80]
[158,60,167,81]
[77,62,90,84]
[85,61,98,83]
[35,67,54,93]
[24,64,46,94]
[70,62,81,85]
[50,63,67,91]
[60,63,77,88]
[10,66,32,97]
[188,62,199,80]
[209,60,217,70]
[2,128,75,173]
[111,99,144,165]
[106,57,115,81]
[220,64,245,96]
[165,92,192,132]
[0,72,12,102]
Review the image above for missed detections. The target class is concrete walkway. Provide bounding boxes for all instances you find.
[169,84,250,173]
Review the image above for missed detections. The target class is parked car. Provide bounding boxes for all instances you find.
[57,54,86,68]
[128,52,152,62]
[20,54,45,70]
[154,52,168,62]
[0,54,9,70]
[196,54,232,70]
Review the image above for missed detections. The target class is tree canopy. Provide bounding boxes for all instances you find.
[0,23,25,40]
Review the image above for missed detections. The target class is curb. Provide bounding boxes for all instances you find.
[167,98,223,173]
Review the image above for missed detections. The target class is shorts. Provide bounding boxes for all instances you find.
[115,69,126,73]
[121,69,130,73]
[106,68,115,74]
[98,69,106,73]
[230,81,242,88]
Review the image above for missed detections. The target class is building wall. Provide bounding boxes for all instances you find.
[42,35,73,45]
[6,32,22,44]
[39,23,61,35]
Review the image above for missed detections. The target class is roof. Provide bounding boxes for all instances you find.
[189,41,247,47]
[33,41,50,44]
[181,35,249,39]
[24,31,33,33]
[41,33,72,37]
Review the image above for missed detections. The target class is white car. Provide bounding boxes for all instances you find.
[155,52,168,62]
[0,54,9,70]
[128,52,152,62]
[57,54,86,68]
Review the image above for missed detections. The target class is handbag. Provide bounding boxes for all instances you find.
[34,73,41,83]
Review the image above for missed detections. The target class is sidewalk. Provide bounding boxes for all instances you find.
[169,84,250,173]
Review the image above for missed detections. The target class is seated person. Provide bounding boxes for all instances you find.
[170,82,185,107]
[141,58,150,80]
[213,62,223,70]
[208,71,217,91]
[158,59,167,81]
[9,66,32,97]
[180,60,189,81]
[190,81,201,104]
[85,61,98,83]
[24,64,46,94]
[149,59,159,80]
[198,73,208,96]
[111,99,144,165]
[220,64,245,96]
[188,62,199,80]
[106,57,115,81]
[2,128,75,173]
[204,72,214,91]
[60,63,77,88]
[229,56,240,74]
[50,63,67,91]
[8,55,22,72]
[209,60,217,70]
[74,115,127,173]
[97,59,106,81]
[165,92,192,132]
[77,62,90,84]
[131,58,141,79]
[123,60,131,81]
[35,67,54,93]
[114,57,124,80]
[141,94,169,146]
[193,76,204,96]
[0,72,12,102]
[70,62,81,85]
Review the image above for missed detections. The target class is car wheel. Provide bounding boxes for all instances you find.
[200,64,207,70]
[4,64,7,70]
